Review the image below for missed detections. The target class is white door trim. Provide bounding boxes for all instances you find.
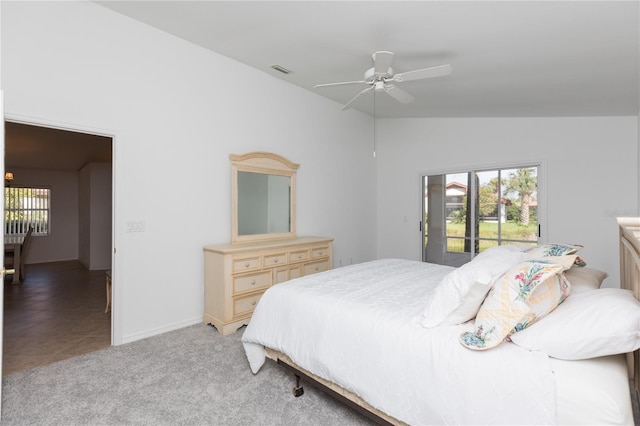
[4,112,123,346]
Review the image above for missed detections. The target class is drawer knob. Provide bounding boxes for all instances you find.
[274,258,279,263]
[244,262,250,268]
[315,267,319,271]
[252,301,256,306]
[251,280,256,285]
[318,251,324,255]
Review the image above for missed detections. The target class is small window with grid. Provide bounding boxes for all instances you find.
[4,187,50,236]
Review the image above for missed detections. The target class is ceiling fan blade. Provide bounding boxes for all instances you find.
[341,86,374,110]
[373,51,394,75]
[314,80,367,88]
[384,84,414,104]
[392,64,452,83]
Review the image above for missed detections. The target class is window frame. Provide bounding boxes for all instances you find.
[421,162,544,266]
[5,185,51,236]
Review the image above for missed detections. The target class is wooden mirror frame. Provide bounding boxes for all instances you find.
[231,152,299,244]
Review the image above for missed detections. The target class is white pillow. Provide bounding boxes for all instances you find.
[420,245,530,328]
[436,278,492,326]
[474,243,532,259]
[564,266,608,293]
[510,288,640,360]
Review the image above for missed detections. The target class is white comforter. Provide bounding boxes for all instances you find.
[242,259,556,425]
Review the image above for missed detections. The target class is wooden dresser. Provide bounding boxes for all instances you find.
[203,236,333,336]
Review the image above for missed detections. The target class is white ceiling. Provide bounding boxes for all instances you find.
[95,0,640,118]
[5,122,112,172]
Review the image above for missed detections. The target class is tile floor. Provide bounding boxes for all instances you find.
[3,260,111,375]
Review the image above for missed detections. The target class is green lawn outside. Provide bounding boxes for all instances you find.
[427,221,538,253]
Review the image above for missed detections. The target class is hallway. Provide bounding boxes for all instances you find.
[3,261,111,375]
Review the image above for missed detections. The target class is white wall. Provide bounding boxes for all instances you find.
[78,165,90,267]
[7,167,79,264]
[376,117,638,289]
[7,165,110,267]
[78,162,112,270]
[2,1,377,343]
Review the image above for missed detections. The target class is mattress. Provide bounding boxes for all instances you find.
[242,258,634,425]
[551,354,633,425]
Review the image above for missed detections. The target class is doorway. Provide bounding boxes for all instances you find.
[3,121,113,374]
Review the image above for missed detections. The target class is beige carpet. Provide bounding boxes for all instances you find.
[1,324,373,425]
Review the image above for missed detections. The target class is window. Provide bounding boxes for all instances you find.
[423,165,539,267]
[5,187,50,236]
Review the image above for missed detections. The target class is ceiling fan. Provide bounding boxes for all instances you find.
[314,51,452,111]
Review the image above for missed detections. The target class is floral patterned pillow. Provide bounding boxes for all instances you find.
[459,256,574,351]
[526,244,587,267]
[573,256,587,267]
[526,243,582,257]
[526,243,586,267]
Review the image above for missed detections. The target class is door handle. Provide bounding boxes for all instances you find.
[3,268,15,275]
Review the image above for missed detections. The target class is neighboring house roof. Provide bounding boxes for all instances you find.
[446,181,467,191]
[425,181,468,197]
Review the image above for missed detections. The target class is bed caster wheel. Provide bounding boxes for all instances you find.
[292,374,304,397]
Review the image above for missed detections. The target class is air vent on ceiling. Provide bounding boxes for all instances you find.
[271,65,293,75]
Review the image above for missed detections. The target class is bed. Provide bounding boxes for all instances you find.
[241,218,640,425]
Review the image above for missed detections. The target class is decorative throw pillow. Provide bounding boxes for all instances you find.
[526,243,586,267]
[527,243,587,267]
[526,243,583,257]
[573,256,587,267]
[420,245,530,328]
[564,266,608,293]
[510,288,640,359]
[459,257,573,350]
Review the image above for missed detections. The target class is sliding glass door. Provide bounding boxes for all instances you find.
[422,166,539,266]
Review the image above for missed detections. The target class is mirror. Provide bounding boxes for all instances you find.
[237,172,290,235]
[231,152,298,243]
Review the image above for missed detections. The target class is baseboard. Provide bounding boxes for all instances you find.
[120,316,202,345]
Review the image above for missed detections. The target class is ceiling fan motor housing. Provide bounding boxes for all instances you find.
[365,67,393,82]
[373,81,386,91]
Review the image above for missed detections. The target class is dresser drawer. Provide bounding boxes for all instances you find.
[234,292,263,317]
[233,271,271,294]
[264,252,287,267]
[304,260,330,275]
[204,236,333,336]
[289,265,303,280]
[310,246,330,259]
[273,265,304,284]
[232,256,261,273]
[289,249,310,263]
[273,267,289,284]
